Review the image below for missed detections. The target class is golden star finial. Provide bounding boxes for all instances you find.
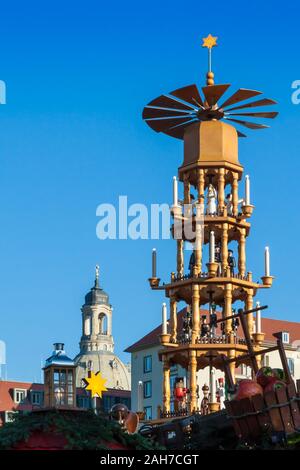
[84,371,108,398]
[202,34,218,49]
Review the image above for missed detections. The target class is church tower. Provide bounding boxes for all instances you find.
[79,265,114,354]
[75,266,131,390]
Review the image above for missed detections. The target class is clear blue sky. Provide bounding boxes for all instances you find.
[0,0,300,381]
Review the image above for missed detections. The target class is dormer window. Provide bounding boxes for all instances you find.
[282,332,290,344]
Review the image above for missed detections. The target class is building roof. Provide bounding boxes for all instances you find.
[84,268,110,307]
[125,308,300,353]
[0,381,44,413]
[44,343,75,367]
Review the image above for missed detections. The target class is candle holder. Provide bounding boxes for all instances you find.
[261,275,274,287]
[206,262,219,277]
[241,204,254,218]
[208,402,220,413]
[148,277,160,288]
[252,332,265,346]
[160,333,171,344]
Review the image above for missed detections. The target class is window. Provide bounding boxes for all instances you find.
[144,406,152,420]
[98,313,108,335]
[31,391,42,405]
[14,389,27,404]
[263,355,270,367]
[53,368,75,406]
[288,358,295,376]
[143,356,152,373]
[143,381,152,398]
[77,396,91,409]
[282,332,290,344]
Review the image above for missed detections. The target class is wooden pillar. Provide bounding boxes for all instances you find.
[177,239,184,277]
[238,228,246,278]
[169,295,177,343]
[232,172,239,217]
[218,168,225,213]
[192,284,200,343]
[225,283,232,334]
[245,289,254,336]
[162,358,171,412]
[197,168,205,202]
[221,223,228,275]
[183,173,190,204]
[189,351,197,412]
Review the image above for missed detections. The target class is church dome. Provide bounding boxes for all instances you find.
[84,286,110,306]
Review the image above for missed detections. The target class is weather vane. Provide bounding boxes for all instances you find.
[202,34,218,86]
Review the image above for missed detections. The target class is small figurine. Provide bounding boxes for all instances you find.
[173,377,189,412]
[206,184,217,216]
[201,315,210,338]
[232,309,239,334]
[210,313,218,338]
[182,310,192,342]
[225,193,233,216]
[220,321,226,338]
[200,384,210,415]
[215,241,222,275]
[216,378,225,410]
[228,249,236,276]
[209,301,218,337]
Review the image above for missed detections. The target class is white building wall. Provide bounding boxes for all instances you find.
[131,345,162,419]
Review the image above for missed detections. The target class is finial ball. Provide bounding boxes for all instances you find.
[206,71,215,86]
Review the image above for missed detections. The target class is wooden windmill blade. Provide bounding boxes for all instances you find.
[170,84,204,108]
[219,88,262,109]
[225,98,277,112]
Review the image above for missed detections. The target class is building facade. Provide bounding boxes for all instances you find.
[0,379,131,425]
[126,310,300,420]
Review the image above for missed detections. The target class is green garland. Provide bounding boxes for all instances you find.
[0,410,163,450]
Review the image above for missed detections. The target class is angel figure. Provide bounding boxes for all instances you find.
[206,184,217,215]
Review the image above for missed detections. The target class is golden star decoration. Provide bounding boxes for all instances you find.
[202,34,218,49]
[84,371,108,398]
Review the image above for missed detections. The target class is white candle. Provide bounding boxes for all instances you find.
[209,231,215,263]
[210,367,216,402]
[245,175,250,206]
[256,301,261,333]
[264,246,270,276]
[152,248,157,277]
[173,176,178,207]
[162,303,167,335]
